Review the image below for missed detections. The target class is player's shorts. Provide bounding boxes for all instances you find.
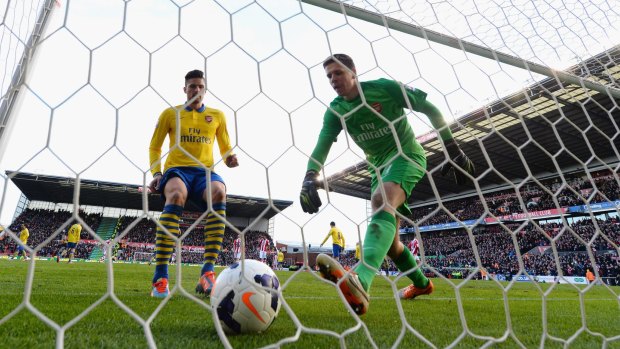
[67,242,77,249]
[259,251,267,259]
[370,152,426,217]
[332,244,342,258]
[160,167,225,210]
[17,245,26,252]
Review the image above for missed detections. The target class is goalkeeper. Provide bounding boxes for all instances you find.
[300,54,475,315]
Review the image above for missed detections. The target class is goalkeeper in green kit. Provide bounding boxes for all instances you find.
[300,54,475,315]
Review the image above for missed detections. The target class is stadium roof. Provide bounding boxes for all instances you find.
[322,46,620,205]
[6,171,293,219]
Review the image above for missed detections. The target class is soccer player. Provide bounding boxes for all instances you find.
[56,234,68,262]
[148,69,239,298]
[0,225,5,241]
[58,222,82,263]
[100,239,111,262]
[277,249,284,270]
[12,224,30,260]
[355,242,361,264]
[300,54,474,315]
[408,237,420,263]
[319,221,345,262]
[258,237,269,264]
[233,236,241,261]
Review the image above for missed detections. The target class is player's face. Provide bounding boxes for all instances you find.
[184,77,206,109]
[325,62,358,100]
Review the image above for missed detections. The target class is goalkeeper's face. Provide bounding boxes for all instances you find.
[325,62,358,100]
[184,77,206,108]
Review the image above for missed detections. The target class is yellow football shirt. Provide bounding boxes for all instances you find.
[67,223,82,243]
[149,105,234,175]
[321,227,345,247]
[19,228,29,244]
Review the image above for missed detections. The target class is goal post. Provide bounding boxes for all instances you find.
[132,251,154,264]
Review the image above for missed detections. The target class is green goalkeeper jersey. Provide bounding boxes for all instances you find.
[307,78,450,171]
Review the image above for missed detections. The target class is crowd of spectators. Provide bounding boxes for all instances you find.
[334,215,619,284]
[395,216,620,282]
[0,209,274,265]
[0,208,101,259]
[401,170,619,229]
[112,215,273,265]
[1,169,617,284]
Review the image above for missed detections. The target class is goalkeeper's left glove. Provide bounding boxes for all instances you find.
[440,139,475,185]
[300,170,322,214]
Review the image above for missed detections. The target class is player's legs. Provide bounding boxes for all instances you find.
[152,175,187,298]
[67,247,76,263]
[332,244,341,261]
[196,174,226,296]
[316,253,369,315]
[66,242,77,263]
[12,245,21,259]
[388,219,433,298]
[353,181,405,292]
[56,245,65,262]
[15,245,27,260]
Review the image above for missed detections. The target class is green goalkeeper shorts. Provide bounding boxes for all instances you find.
[370,152,427,217]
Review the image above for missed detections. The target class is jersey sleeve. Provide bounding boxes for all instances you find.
[215,110,234,159]
[321,231,331,246]
[382,79,454,141]
[149,109,171,175]
[307,109,343,172]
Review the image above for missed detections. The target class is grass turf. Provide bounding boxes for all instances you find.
[0,259,618,348]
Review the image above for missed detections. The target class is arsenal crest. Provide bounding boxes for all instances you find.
[371,102,382,113]
[205,116,213,123]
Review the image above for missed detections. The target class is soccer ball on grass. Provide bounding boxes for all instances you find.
[211,259,281,334]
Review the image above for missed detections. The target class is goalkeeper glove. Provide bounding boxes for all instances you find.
[300,170,322,214]
[440,139,475,185]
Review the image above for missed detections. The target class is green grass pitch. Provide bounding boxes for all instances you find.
[0,259,618,348]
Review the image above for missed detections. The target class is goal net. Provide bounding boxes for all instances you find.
[0,0,618,348]
[133,252,154,264]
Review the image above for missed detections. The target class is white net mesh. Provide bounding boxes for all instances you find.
[0,0,619,348]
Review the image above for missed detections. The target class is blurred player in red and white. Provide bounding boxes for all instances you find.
[258,237,269,264]
[408,238,420,263]
[99,239,111,262]
[233,236,241,261]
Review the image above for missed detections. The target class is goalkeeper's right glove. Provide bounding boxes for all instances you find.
[300,170,322,214]
[440,139,475,185]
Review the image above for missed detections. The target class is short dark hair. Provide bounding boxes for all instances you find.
[185,69,204,83]
[330,221,335,226]
[323,54,355,70]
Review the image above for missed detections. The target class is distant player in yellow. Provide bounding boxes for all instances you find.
[0,225,5,241]
[12,224,29,260]
[320,222,345,262]
[57,223,81,263]
[355,242,361,263]
[148,69,239,298]
[277,249,284,270]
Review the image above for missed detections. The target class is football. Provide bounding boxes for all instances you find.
[211,259,281,334]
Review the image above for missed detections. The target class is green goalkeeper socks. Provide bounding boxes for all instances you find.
[393,245,429,288]
[354,210,396,292]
